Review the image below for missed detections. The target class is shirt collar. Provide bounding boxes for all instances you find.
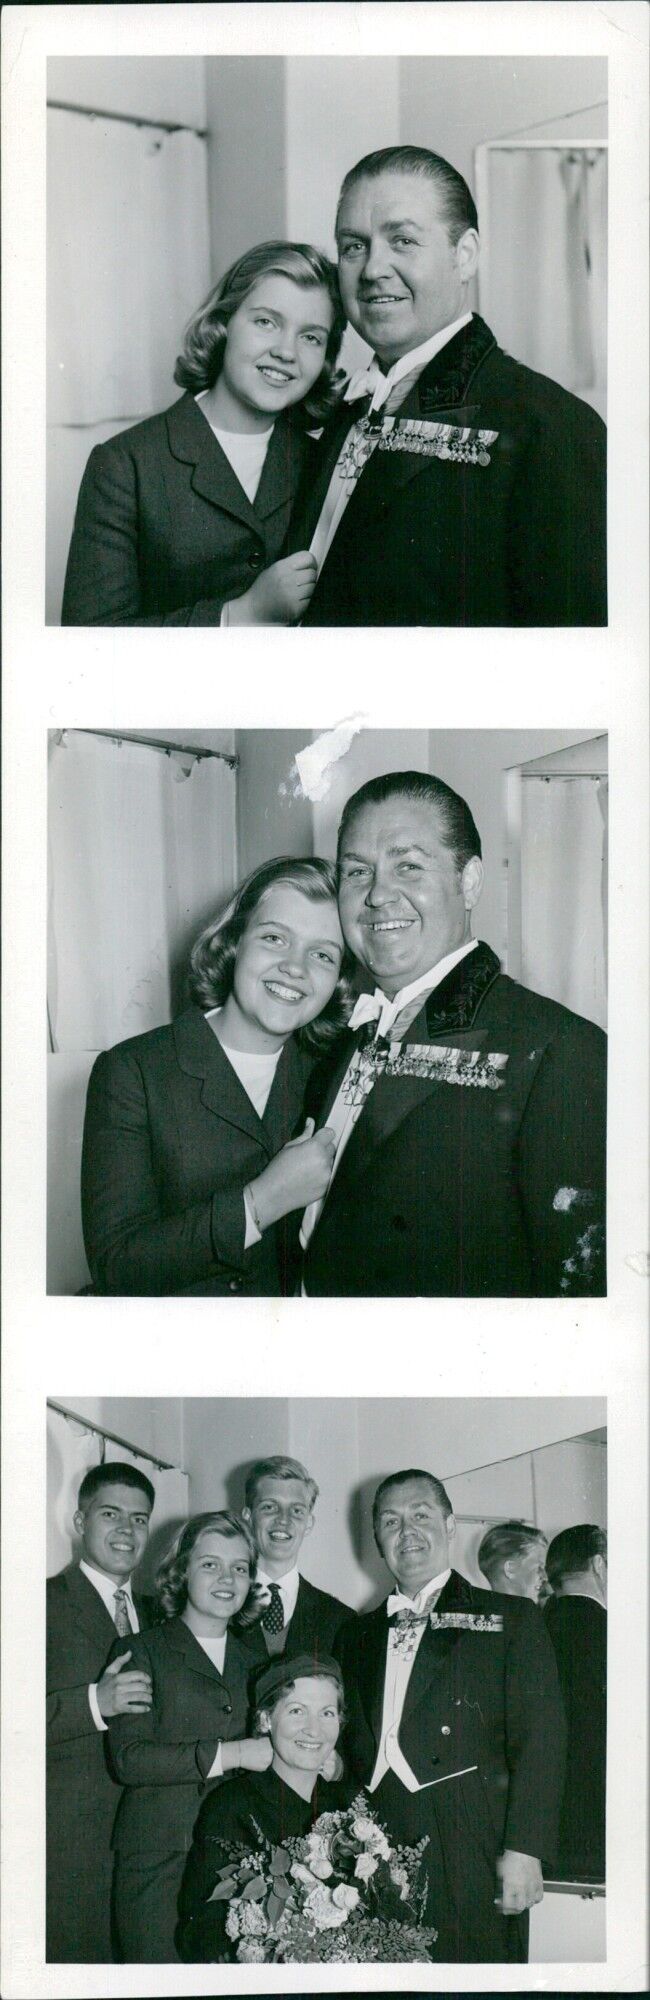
[256,1565,300,1616]
[345,311,472,407]
[79,1560,134,1613]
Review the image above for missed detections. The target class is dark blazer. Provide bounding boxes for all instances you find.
[545,1595,606,1882]
[81,1006,312,1296]
[177,1765,352,1961]
[108,1616,252,1963]
[46,1562,152,1962]
[61,394,310,625]
[337,1569,566,1961]
[302,941,607,1297]
[287,315,606,626]
[238,1573,352,1666]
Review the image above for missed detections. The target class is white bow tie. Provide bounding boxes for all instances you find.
[344,364,393,414]
[386,1588,439,1618]
[348,989,390,1033]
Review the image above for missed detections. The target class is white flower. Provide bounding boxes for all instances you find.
[225,1903,242,1941]
[351,1815,377,1842]
[240,1901,268,1938]
[332,1884,360,1911]
[309,1855,334,1880]
[370,1829,391,1860]
[304,1886,349,1930]
[354,1852,378,1882]
[305,1832,331,1865]
[389,1863,410,1900]
[237,1940,266,1963]
[291,1861,319,1887]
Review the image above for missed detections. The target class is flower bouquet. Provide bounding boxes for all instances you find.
[210,1794,437,1963]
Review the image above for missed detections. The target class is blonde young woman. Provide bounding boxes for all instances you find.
[62,241,345,626]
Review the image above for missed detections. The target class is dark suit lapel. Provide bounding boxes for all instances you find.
[173,1008,273,1152]
[165,393,262,532]
[401,1572,473,1723]
[361,1605,392,1750]
[332,945,502,1182]
[261,1040,310,1157]
[313,315,498,536]
[253,414,306,525]
[64,1565,120,1648]
[163,1616,233,1685]
[287,405,359,549]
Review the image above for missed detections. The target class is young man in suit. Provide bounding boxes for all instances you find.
[478,1522,549,1605]
[337,1469,566,1962]
[545,1525,607,1883]
[241,1455,351,1659]
[301,769,607,1297]
[288,145,606,626]
[46,1461,155,1961]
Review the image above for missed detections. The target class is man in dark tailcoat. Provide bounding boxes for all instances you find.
[287,145,606,626]
[301,769,607,1297]
[46,1461,156,1960]
[545,1524,607,1883]
[239,1455,351,1662]
[337,1469,566,1962]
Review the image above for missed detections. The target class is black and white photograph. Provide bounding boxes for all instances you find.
[46,1394,607,1967]
[47,52,608,628]
[48,726,608,1299]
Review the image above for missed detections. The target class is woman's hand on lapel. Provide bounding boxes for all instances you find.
[226,552,318,625]
[247,1120,336,1228]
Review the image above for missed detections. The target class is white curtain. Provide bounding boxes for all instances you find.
[47,1402,189,1581]
[47,110,211,425]
[520,775,608,1029]
[48,731,237,1053]
[479,148,607,417]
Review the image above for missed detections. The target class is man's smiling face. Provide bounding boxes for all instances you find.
[375,1476,455,1594]
[336,169,478,365]
[338,796,481,997]
[244,1476,314,1578]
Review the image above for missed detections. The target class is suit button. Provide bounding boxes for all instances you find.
[248,549,263,570]
[441,1725,451,1735]
[228,1278,243,1293]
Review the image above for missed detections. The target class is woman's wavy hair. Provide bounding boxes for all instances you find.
[174,241,347,425]
[156,1509,260,1624]
[188,857,355,1052]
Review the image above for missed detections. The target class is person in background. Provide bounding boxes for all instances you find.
[46,1462,155,1961]
[177,1653,350,1961]
[82,858,352,1296]
[337,1468,566,1962]
[108,1510,268,1963]
[544,1525,607,1884]
[62,241,345,626]
[477,1522,549,1605]
[301,769,607,1297]
[240,1455,352,1660]
[287,144,607,625]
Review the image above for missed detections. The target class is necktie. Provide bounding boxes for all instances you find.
[113,1588,132,1636]
[260,1583,285,1634]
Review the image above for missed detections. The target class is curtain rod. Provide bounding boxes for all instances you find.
[47,1399,180,1472]
[492,99,607,141]
[521,772,606,781]
[73,728,238,770]
[48,98,207,138]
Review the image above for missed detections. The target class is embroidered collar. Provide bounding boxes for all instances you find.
[416,314,497,413]
[424,940,502,1034]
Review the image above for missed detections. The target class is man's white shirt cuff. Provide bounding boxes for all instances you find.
[88,1682,108,1732]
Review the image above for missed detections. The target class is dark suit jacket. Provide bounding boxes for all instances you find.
[545,1595,606,1881]
[238,1574,352,1667]
[61,395,310,625]
[303,941,607,1297]
[337,1570,565,1957]
[287,315,606,626]
[46,1562,152,1960]
[108,1617,251,1862]
[81,1006,312,1295]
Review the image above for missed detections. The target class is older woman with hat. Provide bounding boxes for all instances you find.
[177,1652,350,1961]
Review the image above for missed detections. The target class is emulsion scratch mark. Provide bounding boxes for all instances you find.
[553,1186,595,1213]
[280,715,365,804]
[625,1253,649,1278]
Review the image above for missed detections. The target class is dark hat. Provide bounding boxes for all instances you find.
[253,1651,344,1712]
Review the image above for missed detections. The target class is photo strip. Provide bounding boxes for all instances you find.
[46,1394,607,1967]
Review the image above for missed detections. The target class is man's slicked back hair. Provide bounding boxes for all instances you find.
[477,1520,547,1586]
[336,146,478,244]
[546,1523,607,1590]
[337,771,482,876]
